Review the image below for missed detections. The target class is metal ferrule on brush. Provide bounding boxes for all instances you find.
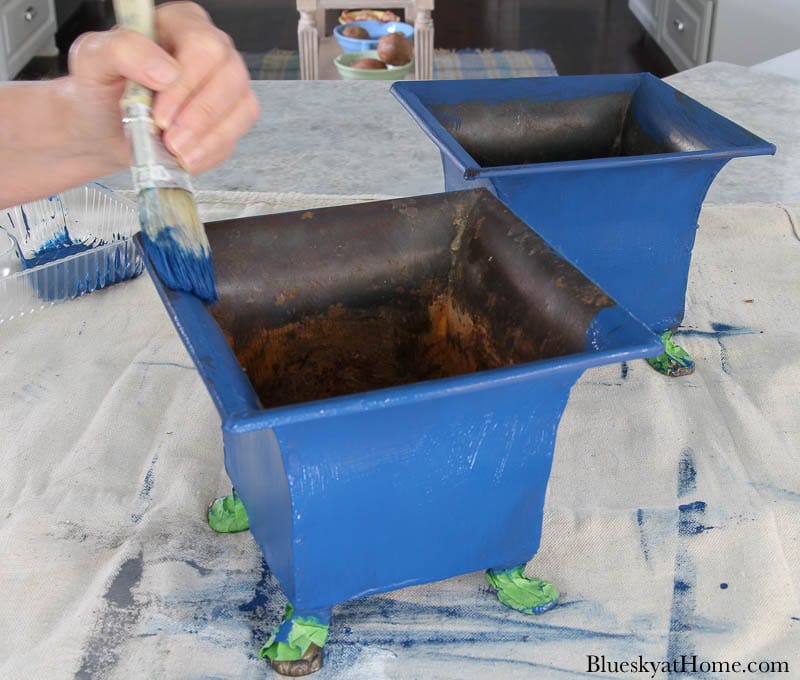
[122,101,193,193]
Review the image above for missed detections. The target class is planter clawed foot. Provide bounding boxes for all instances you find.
[646,330,695,377]
[208,489,250,533]
[268,644,323,677]
[486,565,559,615]
[260,604,330,677]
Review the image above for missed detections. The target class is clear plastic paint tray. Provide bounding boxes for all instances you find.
[0,183,142,322]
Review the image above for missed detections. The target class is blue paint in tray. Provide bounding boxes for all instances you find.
[25,226,98,268]
[0,185,143,309]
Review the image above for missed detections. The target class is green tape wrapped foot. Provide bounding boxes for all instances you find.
[259,604,329,677]
[646,330,695,377]
[207,490,250,533]
[486,566,559,615]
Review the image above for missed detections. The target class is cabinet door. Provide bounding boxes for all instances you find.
[0,0,56,79]
[629,0,663,38]
[660,0,713,71]
[2,0,51,57]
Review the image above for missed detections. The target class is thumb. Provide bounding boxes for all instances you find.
[68,28,180,90]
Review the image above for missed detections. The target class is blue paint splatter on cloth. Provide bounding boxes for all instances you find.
[677,448,697,497]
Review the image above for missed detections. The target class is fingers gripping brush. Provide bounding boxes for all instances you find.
[112,0,217,302]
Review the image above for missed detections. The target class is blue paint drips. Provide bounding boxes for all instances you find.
[31,241,141,302]
[711,322,749,334]
[184,559,212,576]
[132,361,195,370]
[23,199,100,269]
[719,583,728,590]
[75,552,144,679]
[666,451,724,678]
[675,323,762,339]
[751,483,800,503]
[666,499,703,676]
[620,362,629,380]
[677,448,696,498]
[676,324,763,375]
[139,452,159,500]
[636,508,650,562]
[676,323,761,339]
[238,559,289,657]
[24,193,72,262]
[336,592,638,645]
[678,501,714,536]
[20,205,31,239]
[49,194,68,227]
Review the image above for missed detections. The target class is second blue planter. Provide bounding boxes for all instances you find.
[392,73,775,333]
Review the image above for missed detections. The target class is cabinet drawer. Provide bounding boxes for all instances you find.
[1,0,53,57]
[662,0,713,70]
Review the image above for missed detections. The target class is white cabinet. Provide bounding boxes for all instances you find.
[629,0,662,36]
[710,0,800,67]
[0,0,57,80]
[629,0,800,71]
[660,0,714,71]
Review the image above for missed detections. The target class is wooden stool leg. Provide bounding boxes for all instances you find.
[415,9,434,80]
[297,8,319,80]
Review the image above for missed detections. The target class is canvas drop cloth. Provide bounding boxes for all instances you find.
[1,193,798,680]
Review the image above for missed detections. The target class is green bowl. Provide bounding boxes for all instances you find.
[334,50,413,80]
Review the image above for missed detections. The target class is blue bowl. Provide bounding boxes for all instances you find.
[333,20,414,53]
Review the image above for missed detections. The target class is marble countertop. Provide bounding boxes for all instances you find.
[101,62,800,205]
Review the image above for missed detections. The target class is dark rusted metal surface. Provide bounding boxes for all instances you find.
[207,189,613,409]
[429,93,693,167]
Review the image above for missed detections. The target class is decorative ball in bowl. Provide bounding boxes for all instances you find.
[335,50,413,80]
[333,20,414,53]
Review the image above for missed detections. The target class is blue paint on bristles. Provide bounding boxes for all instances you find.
[137,186,217,303]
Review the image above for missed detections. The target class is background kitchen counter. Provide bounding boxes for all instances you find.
[98,61,800,205]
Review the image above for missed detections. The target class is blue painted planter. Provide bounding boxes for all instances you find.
[145,190,660,620]
[391,74,775,333]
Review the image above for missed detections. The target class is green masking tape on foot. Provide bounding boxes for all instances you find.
[646,330,695,377]
[207,490,250,533]
[486,566,559,615]
[259,604,330,662]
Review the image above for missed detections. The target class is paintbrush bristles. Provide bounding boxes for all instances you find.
[137,187,218,302]
[113,0,218,303]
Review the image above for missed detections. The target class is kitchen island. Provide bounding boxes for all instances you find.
[97,61,800,205]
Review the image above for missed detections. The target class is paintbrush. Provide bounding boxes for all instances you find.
[112,0,217,302]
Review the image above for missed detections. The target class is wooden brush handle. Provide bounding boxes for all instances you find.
[113,0,188,190]
[112,0,157,109]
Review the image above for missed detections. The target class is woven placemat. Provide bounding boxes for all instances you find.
[243,48,557,80]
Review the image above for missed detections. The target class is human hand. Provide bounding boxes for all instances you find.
[60,1,259,175]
